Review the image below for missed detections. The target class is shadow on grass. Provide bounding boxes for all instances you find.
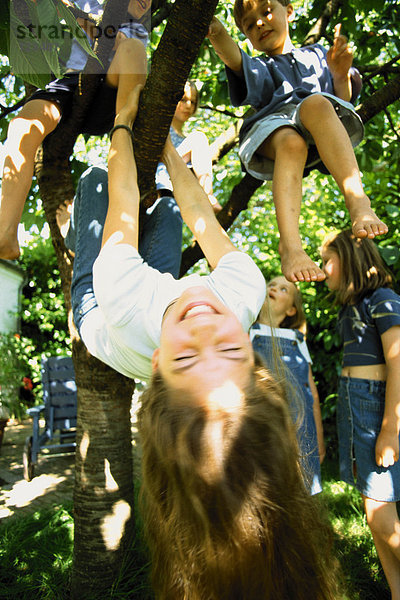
[0,501,154,600]
[321,460,391,600]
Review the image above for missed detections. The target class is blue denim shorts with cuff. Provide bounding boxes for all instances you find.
[239,92,364,181]
[337,376,400,502]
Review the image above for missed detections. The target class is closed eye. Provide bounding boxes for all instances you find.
[174,354,196,362]
[218,347,247,359]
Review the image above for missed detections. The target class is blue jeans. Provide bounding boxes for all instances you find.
[337,376,400,502]
[68,166,183,333]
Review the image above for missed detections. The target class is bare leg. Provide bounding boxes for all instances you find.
[0,99,61,259]
[363,495,400,600]
[257,126,325,282]
[299,95,388,239]
[106,37,147,115]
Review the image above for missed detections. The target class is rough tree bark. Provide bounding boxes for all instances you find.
[32,0,218,597]
[133,0,220,206]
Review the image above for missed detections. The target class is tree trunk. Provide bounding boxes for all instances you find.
[133,0,220,207]
[33,0,220,596]
[71,344,135,600]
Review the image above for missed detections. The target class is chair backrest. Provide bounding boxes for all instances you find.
[41,356,77,430]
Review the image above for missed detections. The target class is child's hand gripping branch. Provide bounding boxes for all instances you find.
[207,3,387,284]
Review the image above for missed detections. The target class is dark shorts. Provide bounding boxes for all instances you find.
[26,73,117,135]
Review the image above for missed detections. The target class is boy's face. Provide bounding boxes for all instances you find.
[241,0,294,56]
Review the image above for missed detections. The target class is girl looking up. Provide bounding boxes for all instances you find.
[251,275,325,495]
[321,229,400,599]
[155,81,222,213]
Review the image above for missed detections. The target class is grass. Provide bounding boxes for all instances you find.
[0,460,391,599]
[320,459,390,600]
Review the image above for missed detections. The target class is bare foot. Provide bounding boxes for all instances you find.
[351,208,389,239]
[279,244,326,283]
[0,226,20,260]
[56,201,72,239]
[349,196,389,239]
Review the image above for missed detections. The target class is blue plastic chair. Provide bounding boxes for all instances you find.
[23,355,77,481]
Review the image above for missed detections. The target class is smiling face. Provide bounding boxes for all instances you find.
[240,0,294,56]
[128,0,151,20]
[152,286,254,401]
[321,247,341,291]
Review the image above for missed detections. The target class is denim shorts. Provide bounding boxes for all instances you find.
[337,376,400,502]
[239,92,364,181]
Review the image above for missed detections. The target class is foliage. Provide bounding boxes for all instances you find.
[19,235,70,359]
[0,332,35,419]
[6,0,97,88]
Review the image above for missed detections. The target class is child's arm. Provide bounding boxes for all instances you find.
[326,24,353,103]
[375,325,400,467]
[161,136,237,269]
[207,17,243,74]
[102,85,143,249]
[308,366,326,463]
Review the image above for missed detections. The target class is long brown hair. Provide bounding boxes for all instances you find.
[322,229,392,305]
[138,360,342,599]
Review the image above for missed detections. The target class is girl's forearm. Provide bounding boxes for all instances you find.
[381,371,400,436]
[162,142,236,268]
[103,123,140,249]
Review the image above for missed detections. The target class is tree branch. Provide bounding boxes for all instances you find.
[357,74,400,124]
[133,0,220,207]
[303,0,342,46]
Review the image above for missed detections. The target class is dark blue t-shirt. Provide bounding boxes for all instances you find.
[338,287,400,366]
[226,44,361,140]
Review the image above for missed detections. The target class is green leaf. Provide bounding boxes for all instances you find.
[379,246,400,266]
[52,0,98,62]
[9,8,55,87]
[386,204,400,218]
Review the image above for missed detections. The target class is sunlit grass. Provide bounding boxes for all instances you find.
[320,461,390,600]
[0,460,391,599]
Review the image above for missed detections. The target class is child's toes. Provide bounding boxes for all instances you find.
[352,211,388,240]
